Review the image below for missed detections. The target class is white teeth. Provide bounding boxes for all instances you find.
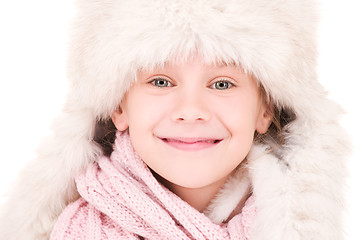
[204,140,218,143]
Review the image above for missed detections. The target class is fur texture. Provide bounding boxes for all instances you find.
[204,162,251,224]
[0,0,350,239]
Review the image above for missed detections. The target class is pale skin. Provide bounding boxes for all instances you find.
[112,56,273,214]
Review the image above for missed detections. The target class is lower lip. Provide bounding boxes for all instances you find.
[160,139,221,151]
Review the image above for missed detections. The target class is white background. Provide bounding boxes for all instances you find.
[0,1,362,239]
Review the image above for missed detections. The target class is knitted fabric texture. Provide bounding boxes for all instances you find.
[50,131,256,239]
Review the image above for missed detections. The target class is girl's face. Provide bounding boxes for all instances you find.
[112,57,272,190]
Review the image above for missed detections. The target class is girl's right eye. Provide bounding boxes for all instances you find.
[148,78,173,88]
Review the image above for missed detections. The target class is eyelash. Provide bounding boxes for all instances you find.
[148,77,236,90]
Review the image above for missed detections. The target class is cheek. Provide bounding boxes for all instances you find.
[210,94,260,133]
[125,92,170,133]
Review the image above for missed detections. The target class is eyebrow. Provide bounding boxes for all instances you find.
[214,61,239,68]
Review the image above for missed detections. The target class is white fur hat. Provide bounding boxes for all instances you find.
[0,0,350,239]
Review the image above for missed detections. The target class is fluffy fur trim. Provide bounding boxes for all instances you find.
[247,111,349,239]
[204,163,251,224]
[0,0,350,239]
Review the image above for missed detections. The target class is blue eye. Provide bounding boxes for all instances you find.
[212,80,234,90]
[149,78,173,88]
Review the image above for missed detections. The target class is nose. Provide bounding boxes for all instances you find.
[171,90,211,123]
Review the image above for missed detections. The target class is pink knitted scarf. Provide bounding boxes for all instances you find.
[50,131,256,239]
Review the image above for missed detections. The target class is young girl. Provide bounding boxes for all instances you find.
[0,0,350,239]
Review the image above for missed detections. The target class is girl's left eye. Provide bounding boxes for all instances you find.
[211,80,235,90]
[149,78,173,88]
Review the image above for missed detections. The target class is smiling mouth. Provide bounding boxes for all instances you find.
[159,137,223,151]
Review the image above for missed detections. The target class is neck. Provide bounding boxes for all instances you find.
[155,173,230,212]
